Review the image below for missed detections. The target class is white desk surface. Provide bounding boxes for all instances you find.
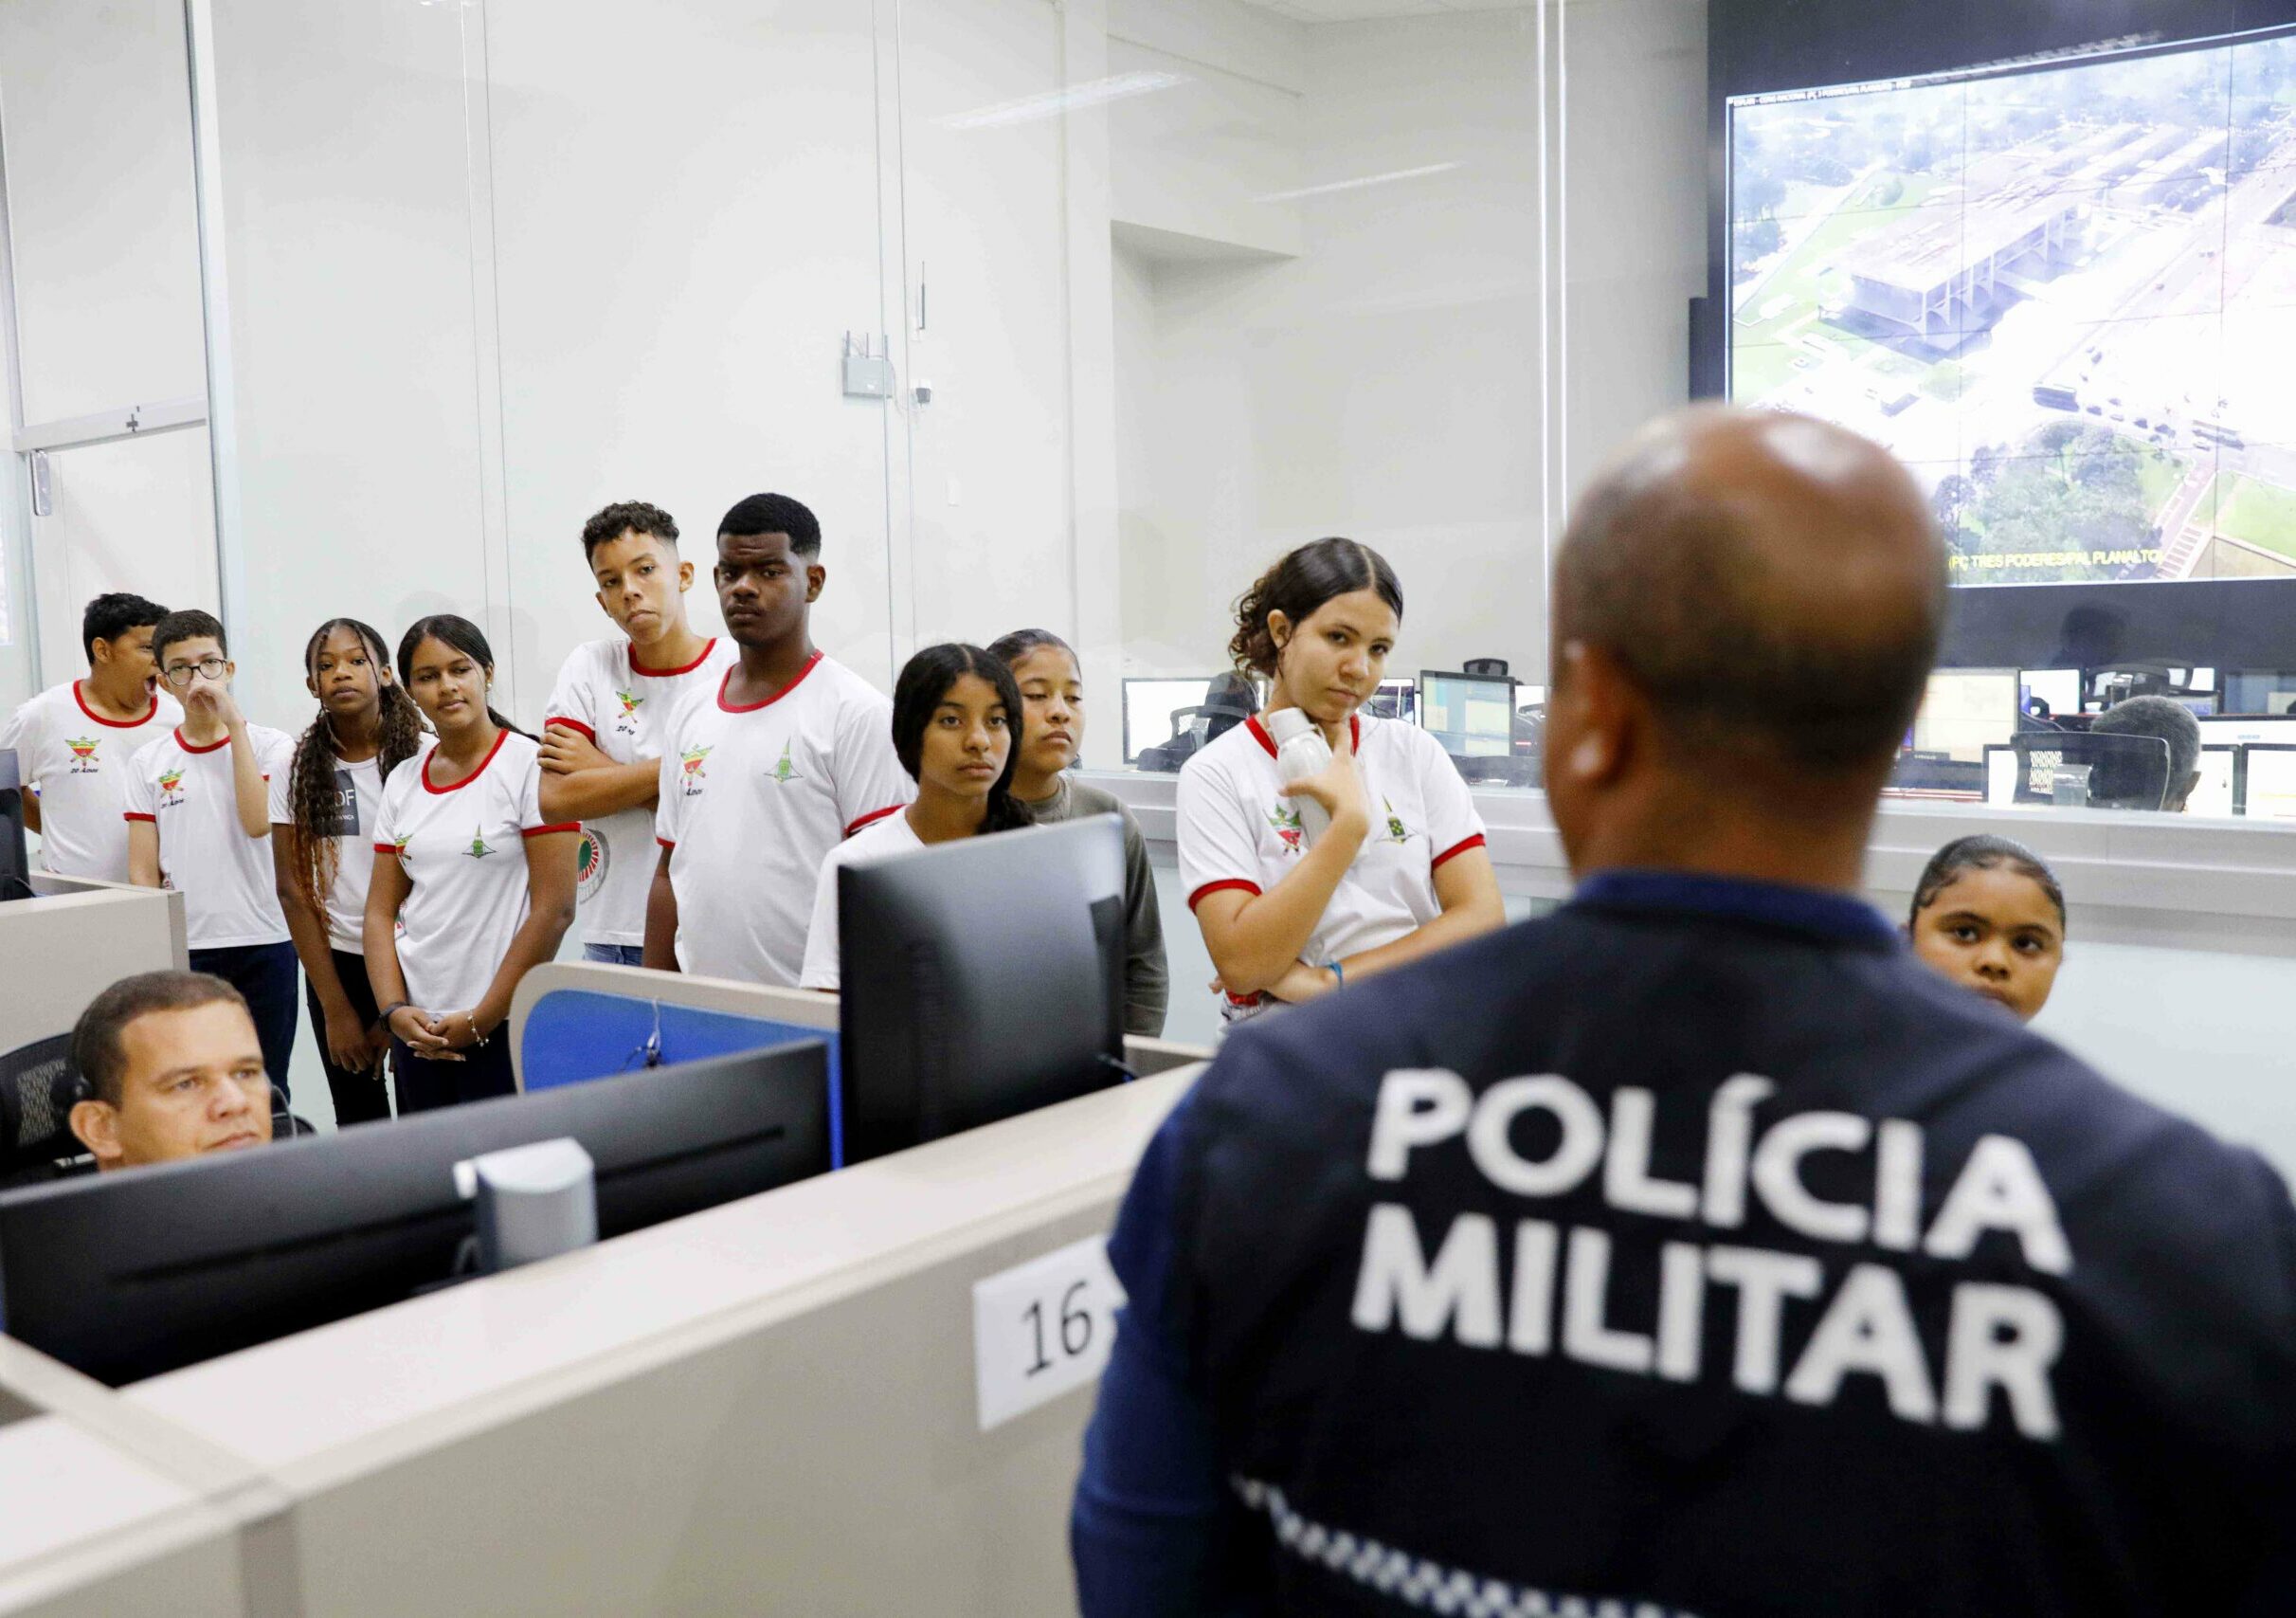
[123,1066,1198,1491]
[0,1415,242,1614]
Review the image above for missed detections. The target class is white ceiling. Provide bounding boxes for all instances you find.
[1242,0,1538,20]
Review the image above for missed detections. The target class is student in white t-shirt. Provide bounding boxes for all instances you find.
[367,615,578,1113]
[272,618,427,1127]
[644,493,912,986]
[124,609,302,1096]
[800,644,1034,991]
[0,591,180,882]
[1177,537,1505,1024]
[540,500,736,966]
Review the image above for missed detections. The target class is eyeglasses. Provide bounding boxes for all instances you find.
[163,658,228,686]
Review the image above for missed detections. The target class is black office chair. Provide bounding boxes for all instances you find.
[1137,673,1260,773]
[2009,732,2172,810]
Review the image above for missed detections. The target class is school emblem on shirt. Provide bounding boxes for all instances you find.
[678,744,713,797]
[765,740,802,785]
[575,825,610,903]
[464,830,496,860]
[1267,805,1305,854]
[66,736,101,774]
[613,689,643,736]
[157,767,188,809]
[1383,796,1410,845]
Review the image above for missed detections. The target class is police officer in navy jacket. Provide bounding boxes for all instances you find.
[1071,407,2296,1617]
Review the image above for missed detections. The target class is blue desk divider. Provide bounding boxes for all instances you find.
[520,989,844,1167]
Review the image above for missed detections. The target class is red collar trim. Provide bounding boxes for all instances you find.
[717,651,823,714]
[75,681,160,729]
[1245,713,1361,758]
[422,728,509,794]
[173,727,229,755]
[630,637,718,679]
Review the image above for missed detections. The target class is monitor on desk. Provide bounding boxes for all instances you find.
[0,1044,831,1386]
[1912,669,2020,764]
[1366,678,1416,721]
[1418,671,1515,760]
[2188,746,2236,819]
[1121,679,1218,763]
[2197,715,2296,749]
[2243,746,2296,821]
[0,752,29,902]
[2018,668,2081,720]
[838,816,1126,1165]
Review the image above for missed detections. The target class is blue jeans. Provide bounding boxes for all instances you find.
[584,942,646,966]
[190,939,299,1103]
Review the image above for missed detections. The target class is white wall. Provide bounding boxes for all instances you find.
[1113,9,1550,682]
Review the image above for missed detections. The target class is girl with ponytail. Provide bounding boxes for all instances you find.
[272,619,426,1124]
[364,615,578,1112]
[1175,536,1504,1025]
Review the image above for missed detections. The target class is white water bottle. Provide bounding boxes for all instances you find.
[1266,708,1333,846]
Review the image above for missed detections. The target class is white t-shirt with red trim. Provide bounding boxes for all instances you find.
[543,634,738,947]
[0,681,182,881]
[371,731,575,1011]
[653,651,911,987]
[268,749,392,954]
[1175,711,1487,1017]
[122,723,297,949]
[797,808,927,992]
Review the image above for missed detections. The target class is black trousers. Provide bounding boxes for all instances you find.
[391,1035,516,1115]
[304,948,393,1127]
[190,940,298,1104]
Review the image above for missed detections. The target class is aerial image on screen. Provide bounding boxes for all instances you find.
[1729,31,2296,585]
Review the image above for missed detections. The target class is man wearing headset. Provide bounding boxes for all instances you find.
[67,972,274,1172]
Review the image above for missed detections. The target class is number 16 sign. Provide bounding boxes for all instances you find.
[971,1234,1129,1431]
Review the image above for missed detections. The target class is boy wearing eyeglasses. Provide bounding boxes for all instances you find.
[124,609,301,1097]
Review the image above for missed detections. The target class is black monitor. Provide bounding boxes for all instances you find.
[838,815,1126,1165]
[0,750,31,901]
[0,1043,830,1386]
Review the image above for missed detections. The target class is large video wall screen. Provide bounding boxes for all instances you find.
[1727,30,2296,587]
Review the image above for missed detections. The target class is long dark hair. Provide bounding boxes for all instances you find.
[1909,835,2067,931]
[1229,536,1403,678]
[892,644,1031,833]
[287,618,426,920]
[394,615,528,738]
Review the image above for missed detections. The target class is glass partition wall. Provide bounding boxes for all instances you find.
[8,0,2290,829]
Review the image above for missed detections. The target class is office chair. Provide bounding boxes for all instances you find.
[2009,732,2172,811]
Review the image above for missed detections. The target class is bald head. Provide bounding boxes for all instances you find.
[1554,407,1947,774]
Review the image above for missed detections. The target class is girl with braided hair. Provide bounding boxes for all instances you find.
[271,619,425,1124]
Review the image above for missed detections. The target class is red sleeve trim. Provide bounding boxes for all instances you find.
[522,822,580,838]
[124,811,156,823]
[373,843,401,856]
[1188,878,1262,911]
[656,836,677,850]
[543,717,596,743]
[843,803,904,837]
[1432,833,1488,871]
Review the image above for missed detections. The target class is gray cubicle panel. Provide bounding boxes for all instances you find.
[104,1067,1197,1617]
[0,879,183,1065]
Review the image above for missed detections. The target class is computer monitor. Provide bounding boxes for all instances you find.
[2189,746,2236,819]
[1418,671,1515,760]
[0,1044,830,1386]
[1121,678,1218,764]
[838,816,1125,1165]
[2242,746,2296,822]
[2197,715,2296,749]
[0,751,30,901]
[2018,668,2081,719]
[1912,669,2020,764]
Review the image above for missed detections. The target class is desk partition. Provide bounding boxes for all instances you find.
[0,877,183,1062]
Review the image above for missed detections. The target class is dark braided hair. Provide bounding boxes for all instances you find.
[892,644,1033,833]
[395,615,529,739]
[286,619,426,921]
[1909,835,2066,931]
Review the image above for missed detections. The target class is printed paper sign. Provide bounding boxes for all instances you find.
[972,1234,1128,1431]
